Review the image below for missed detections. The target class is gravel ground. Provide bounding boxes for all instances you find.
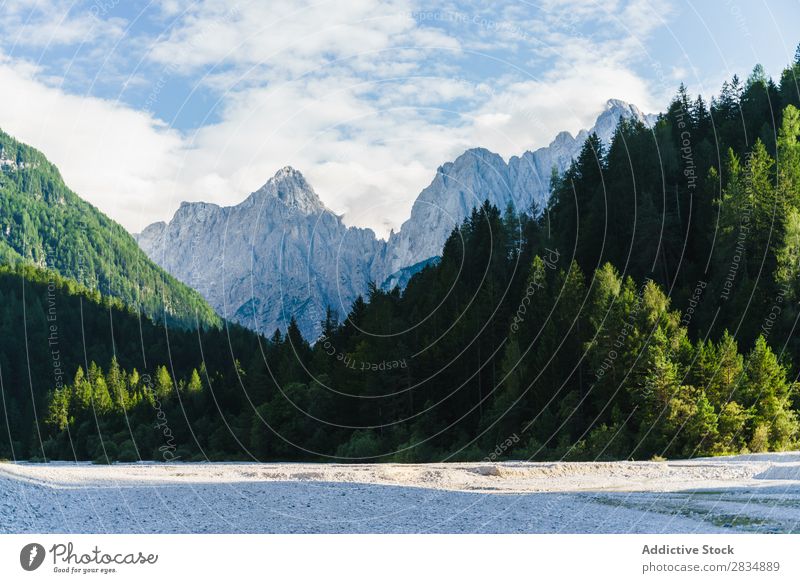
[2,453,800,533]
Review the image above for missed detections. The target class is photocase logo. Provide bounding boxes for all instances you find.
[20,543,46,571]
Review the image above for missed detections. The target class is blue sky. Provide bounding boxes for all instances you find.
[0,0,798,236]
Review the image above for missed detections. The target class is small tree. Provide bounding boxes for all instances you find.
[46,387,71,430]
[92,375,113,416]
[187,368,202,393]
[154,365,173,399]
[742,336,799,449]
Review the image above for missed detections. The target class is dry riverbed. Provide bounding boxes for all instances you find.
[2,452,800,533]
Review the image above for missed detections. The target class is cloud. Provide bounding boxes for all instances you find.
[170,74,477,234]
[0,0,126,48]
[468,65,662,158]
[0,0,677,238]
[0,54,185,230]
[146,0,429,78]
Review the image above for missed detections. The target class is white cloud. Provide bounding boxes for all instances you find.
[147,0,427,78]
[468,64,661,157]
[0,0,677,238]
[0,0,126,47]
[171,75,476,234]
[0,55,185,230]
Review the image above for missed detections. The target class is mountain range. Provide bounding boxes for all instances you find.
[137,99,656,339]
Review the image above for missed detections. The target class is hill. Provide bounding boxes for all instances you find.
[0,129,220,329]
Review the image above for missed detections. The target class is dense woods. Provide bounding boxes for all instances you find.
[0,129,220,329]
[3,50,800,462]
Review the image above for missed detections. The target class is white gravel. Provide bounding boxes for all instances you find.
[2,452,800,533]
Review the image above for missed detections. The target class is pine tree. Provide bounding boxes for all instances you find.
[46,387,71,430]
[777,105,800,205]
[72,367,92,410]
[485,337,525,440]
[779,44,800,109]
[745,141,778,267]
[128,368,141,402]
[91,375,113,415]
[718,401,749,453]
[107,356,126,410]
[634,330,682,455]
[683,390,719,456]
[742,336,798,449]
[746,64,768,89]
[187,368,202,393]
[154,365,173,399]
[703,331,744,408]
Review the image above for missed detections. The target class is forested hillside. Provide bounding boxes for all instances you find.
[7,50,800,463]
[0,129,220,329]
[0,265,252,460]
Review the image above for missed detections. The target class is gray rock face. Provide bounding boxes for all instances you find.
[380,256,440,292]
[137,167,386,339]
[382,99,657,274]
[137,99,655,338]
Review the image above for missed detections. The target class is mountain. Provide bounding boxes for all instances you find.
[382,99,657,274]
[136,167,385,339]
[137,99,655,338]
[0,129,220,329]
[380,256,440,291]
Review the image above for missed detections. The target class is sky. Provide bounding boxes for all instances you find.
[0,0,798,238]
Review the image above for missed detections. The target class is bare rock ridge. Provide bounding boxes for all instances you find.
[137,166,386,339]
[136,99,656,338]
[383,99,657,274]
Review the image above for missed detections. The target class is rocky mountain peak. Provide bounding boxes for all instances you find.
[605,98,634,111]
[249,165,325,214]
[597,99,657,132]
[552,130,575,146]
[380,99,657,276]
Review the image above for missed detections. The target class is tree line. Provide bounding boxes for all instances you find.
[3,48,800,462]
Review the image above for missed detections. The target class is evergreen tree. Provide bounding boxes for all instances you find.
[187,369,203,394]
[154,365,173,399]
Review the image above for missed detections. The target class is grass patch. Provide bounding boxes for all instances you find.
[707,514,771,529]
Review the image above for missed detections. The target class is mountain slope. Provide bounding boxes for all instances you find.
[137,167,385,339]
[0,129,220,329]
